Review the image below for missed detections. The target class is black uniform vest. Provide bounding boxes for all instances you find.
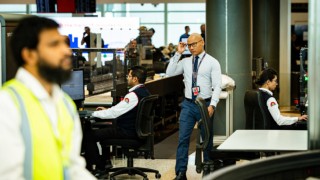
[117,85,150,136]
[259,90,281,129]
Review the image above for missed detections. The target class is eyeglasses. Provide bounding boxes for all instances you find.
[187,40,202,48]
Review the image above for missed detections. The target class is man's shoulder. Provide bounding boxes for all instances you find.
[132,86,150,95]
[204,54,219,64]
[0,89,11,100]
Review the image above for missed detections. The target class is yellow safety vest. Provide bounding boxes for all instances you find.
[3,79,76,180]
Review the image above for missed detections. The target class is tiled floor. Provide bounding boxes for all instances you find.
[99,152,203,180]
[99,151,253,180]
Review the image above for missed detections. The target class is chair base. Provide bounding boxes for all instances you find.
[107,166,161,180]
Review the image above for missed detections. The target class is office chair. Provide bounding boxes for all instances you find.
[244,90,282,156]
[194,97,213,176]
[244,90,271,129]
[100,95,161,180]
[244,90,307,130]
[195,97,258,177]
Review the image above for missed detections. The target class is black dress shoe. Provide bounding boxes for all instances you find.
[92,168,107,178]
[173,172,187,180]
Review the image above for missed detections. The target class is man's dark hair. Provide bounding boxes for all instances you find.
[130,66,147,84]
[149,28,155,34]
[185,26,190,30]
[255,68,278,86]
[10,16,59,67]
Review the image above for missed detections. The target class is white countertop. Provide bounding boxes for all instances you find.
[217,130,308,151]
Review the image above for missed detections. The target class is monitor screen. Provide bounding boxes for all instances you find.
[141,46,154,60]
[61,70,84,101]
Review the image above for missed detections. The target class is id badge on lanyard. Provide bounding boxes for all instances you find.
[192,54,206,96]
[192,86,200,96]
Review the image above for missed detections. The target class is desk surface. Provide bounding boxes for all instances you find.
[217,130,308,151]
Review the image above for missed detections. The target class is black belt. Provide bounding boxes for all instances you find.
[185,97,211,103]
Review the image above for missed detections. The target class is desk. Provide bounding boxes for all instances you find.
[217,130,308,151]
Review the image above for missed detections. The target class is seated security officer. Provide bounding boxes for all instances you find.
[255,68,308,129]
[83,66,150,177]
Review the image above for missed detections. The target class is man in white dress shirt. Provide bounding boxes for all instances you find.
[166,33,222,180]
[0,16,95,180]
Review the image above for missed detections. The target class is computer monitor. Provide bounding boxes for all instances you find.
[140,46,153,65]
[61,70,84,109]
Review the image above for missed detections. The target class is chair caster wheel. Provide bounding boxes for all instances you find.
[143,177,149,180]
[196,166,202,173]
[155,173,161,179]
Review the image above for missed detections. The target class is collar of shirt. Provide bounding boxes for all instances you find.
[128,84,144,92]
[194,51,206,60]
[16,67,63,102]
[259,87,273,96]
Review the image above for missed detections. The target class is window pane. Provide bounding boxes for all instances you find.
[109,4,125,11]
[113,12,125,17]
[29,4,37,12]
[168,24,203,45]
[128,3,164,11]
[0,5,26,12]
[140,24,164,47]
[168,12,205,23]
[113,12,164,23]
[129,12,164,23]
[168,3,205,11]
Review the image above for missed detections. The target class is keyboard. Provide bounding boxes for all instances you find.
[78,110,95,117]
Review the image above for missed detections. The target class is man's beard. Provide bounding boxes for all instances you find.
[37,58,71,85]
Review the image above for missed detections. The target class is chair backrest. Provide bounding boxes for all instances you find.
[134,95,159,152]
[194,97,212,172]
[195,97,211,149]
[244,90,271,129]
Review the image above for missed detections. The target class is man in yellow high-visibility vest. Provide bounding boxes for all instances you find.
[0,16,95,180]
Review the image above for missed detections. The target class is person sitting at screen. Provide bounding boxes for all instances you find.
[255,68,308,129]
[82,66,150,177]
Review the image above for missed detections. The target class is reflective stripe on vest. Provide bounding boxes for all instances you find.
[4,79,75,180]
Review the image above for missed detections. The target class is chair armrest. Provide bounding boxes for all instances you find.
[88,117,116,128]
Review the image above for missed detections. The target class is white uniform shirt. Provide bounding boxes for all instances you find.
[259,88,298,125]
[166,51,222,107]
[92,84,143,119]
[0,68,95,180]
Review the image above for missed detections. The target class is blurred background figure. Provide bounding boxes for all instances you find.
[179,25,190,42]
[126,39,139,67]
[200,24,206,42]
[136,26,147,45]
[149,27,155,44]
[81,26,92,48]
[291,33,301,72]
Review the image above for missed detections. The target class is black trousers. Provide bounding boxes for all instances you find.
[82,122,132,170]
